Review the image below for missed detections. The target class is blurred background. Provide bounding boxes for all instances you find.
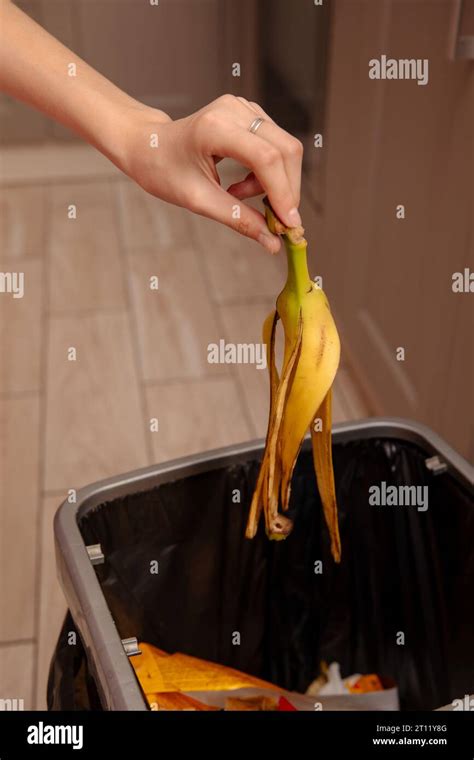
[0,0,472,709]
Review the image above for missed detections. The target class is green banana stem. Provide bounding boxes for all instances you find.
[263,196,311,302]
[283,236,311,302]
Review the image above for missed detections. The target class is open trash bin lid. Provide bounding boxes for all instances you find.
[49,418,473,711]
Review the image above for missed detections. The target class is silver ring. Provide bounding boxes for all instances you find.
[249,117,265,134]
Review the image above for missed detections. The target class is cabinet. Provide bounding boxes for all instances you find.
[313,0,473,459]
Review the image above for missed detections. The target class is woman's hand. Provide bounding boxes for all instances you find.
[119,95,304,254]
[0,0,303,253]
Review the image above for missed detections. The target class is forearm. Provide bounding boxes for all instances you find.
[0,0,168,166]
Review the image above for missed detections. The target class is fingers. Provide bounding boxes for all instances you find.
[237,97,276,125]
[253,122,303,211]
[227,171,263,200]
[189,94,303,242]
[235,99,303,212]
[206,124,301,228]
[188,180,281,254]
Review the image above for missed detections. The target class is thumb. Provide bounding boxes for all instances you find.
[191,182,280,254]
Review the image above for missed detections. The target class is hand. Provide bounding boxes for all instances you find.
[0,3,302,253]
[119,95,304,254]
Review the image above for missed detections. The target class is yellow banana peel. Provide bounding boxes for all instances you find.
[246,198,341,562]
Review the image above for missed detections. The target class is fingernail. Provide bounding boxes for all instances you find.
[258,230,280,254]
[287,207,302,227]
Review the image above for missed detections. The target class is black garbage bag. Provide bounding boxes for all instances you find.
[48,436,473,711]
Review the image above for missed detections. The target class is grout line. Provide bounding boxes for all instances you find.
[112,181,154,467]
[0,638,35,649]
[30,174,53,711]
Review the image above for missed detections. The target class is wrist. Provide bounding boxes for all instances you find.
[100,100,171,178]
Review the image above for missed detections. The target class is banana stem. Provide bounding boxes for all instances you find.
[283,237,311,302]
[262,196,311,303]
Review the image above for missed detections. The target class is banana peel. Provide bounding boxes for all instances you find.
[246,198,341,562]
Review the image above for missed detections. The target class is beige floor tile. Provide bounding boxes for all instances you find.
[128,248,226,382]
[49,182,126,312]
[44,312,148,490]
[0,259,43,393]
[0,186,47,259]
[145,378,252,462]
[218,301,276,438]
[0,397,40,641]
[116,180,192,249]
[190,211,286,305]
[0,642,34,709]
[35,495,67,711]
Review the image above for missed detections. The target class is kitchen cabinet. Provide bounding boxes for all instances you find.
[313,0,473,459]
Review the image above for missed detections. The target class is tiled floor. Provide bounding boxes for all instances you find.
[0,144,370,709]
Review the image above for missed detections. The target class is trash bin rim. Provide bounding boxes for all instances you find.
[52,416,473,711]
[60,416,473,525]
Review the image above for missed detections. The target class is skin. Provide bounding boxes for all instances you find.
[0,0,304,253]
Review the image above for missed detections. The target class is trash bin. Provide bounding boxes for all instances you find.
[48,418,473,711]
